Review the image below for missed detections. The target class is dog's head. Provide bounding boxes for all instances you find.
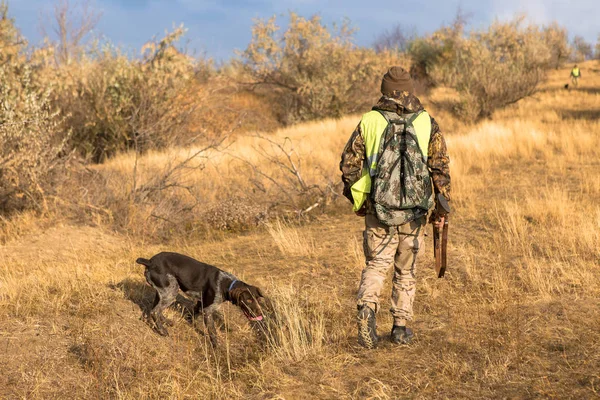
[229,283,271,322]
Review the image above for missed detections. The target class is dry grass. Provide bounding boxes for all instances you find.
[266,220,316,257]
[1,62,600,398]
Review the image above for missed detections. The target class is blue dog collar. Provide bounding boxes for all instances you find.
[228,279,238,292]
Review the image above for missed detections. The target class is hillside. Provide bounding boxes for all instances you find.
[1,62,599,399]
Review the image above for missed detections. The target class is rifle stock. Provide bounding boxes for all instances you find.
[434,224,442,277]
[433,193,450,278]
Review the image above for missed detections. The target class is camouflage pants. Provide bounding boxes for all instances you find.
[357,213,426,326]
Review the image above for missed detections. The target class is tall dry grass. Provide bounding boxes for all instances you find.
[1,61,600,398]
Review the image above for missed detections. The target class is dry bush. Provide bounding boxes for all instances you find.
[571,35,593,62]
[373,23,415,53]
[62,144,227,239]
[227,133,342,219]
[40,0,102,65]
[0,9,69,213]
[201,197,269,232]
[0,2,24,61]
[443,18,550,119]
[241,12,406,124]
[406,9,469,89]
[51,27,201,162]
[409,17,568,120]
[543,22,570,69]
[72,131,341,237]
[65,115,352,237]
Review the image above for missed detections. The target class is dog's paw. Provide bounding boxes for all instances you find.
[155,327,169,336]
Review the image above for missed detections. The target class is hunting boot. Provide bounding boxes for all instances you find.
[357,305,378,349]
[391,325,414,345]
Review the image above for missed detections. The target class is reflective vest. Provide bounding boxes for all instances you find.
[572,68,580,77]
[350,110,432,212]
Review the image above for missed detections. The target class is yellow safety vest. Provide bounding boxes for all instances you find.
[572,68,580,77]
[350,110,432,212]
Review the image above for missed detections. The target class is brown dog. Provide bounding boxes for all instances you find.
[136,252,269,345]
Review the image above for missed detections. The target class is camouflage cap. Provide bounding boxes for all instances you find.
[381,66,414,96]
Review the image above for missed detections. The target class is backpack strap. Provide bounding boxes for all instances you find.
[406,111,422,126]
[374,109,423,126]
[374,109,423,148]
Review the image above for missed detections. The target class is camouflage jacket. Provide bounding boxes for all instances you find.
[339,91,451,212]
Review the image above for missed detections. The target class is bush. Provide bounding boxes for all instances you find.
[543,22,570,69]
[241,12,405,124]
[410,17,551,120]
[53,27,200,162]
[406,12,466,88]
[571,35,593,62]
[0,4,69,213]
[448,19,550,119]
[0,62,69,213]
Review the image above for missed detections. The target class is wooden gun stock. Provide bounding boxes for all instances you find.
[434,225,441,277]
[433,216,448,278]
[433,193,450,278]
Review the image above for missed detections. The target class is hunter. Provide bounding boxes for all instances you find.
[340,66,451,349]
[571,65,581,87]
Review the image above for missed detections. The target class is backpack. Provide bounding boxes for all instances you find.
[370,109,434,226]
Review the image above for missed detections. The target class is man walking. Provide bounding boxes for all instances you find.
[340,67,451,349]
[571,65,581,87]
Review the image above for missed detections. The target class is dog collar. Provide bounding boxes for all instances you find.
[228,279,238,292]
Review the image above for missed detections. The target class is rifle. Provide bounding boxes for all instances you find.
[433,193,451,278]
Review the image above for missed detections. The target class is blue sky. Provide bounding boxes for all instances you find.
[8,0,599,61]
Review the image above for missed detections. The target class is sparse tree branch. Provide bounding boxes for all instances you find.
[40,0,102,64]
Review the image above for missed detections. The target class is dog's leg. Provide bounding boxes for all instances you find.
[203,308,219,346]
[147,293,173,327]
[149,275,178,336]
[144,292,160,321]
[213,309,227,332]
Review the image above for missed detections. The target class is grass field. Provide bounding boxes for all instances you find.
[1,62,600,399]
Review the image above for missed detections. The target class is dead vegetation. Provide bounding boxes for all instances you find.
[1,62,600,399]
[1,1,600,397]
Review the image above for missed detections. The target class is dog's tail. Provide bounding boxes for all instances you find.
[136,258,152,267]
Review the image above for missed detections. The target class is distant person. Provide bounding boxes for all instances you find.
[340,67,451,349]
[571,65,581,87]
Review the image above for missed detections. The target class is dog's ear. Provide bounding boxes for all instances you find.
[256,287,265,298]
[229,287,244,305]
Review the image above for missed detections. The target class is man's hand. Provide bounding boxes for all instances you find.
[355,204,367,217]
[429,211,446,227]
